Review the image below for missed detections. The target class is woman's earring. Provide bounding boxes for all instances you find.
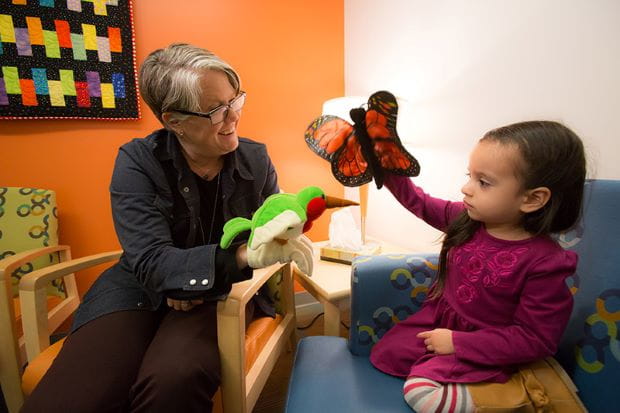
[178,130,184,137]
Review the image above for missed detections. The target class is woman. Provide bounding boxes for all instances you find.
[22,43,280,413]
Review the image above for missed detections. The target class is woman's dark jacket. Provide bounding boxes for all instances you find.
[71,129,279,331]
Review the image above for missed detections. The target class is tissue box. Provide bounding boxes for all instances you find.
[320,242,382,264]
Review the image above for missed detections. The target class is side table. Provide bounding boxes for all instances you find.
[293,240,410,336]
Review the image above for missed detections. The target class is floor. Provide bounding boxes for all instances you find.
[252,310,350,413]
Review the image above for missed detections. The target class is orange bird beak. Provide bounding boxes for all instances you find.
[324,195,359,209]
[303,194,359,233]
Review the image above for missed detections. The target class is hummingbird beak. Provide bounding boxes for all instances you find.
[324,195,359,209]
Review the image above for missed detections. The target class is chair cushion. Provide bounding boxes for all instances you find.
[245,314,283,373]
[21,337,65,396]
[285,336,410,413]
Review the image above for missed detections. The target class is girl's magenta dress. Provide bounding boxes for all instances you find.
[369,175,577,383]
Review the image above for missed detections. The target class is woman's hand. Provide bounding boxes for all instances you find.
[166,298,204,311]
[236,243,248,269]
[417,328,455,355]
[246,235,314,275]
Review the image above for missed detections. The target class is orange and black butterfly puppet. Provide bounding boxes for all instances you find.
[304,90,420,189]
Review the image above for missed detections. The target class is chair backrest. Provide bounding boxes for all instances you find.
[554,179,620,411]
[0,187,78,351]
[349,253,438,356]
[0,187,63,297]
[349,179,620,411]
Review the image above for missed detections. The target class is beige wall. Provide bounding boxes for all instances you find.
[345,0,620,252]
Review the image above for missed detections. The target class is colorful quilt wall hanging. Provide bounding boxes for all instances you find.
[0,0,140,120]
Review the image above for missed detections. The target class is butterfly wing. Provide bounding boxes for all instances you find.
[331,130,373,187]
[304,115,352,161]
[304,115,373,186]
[366,91,420,177]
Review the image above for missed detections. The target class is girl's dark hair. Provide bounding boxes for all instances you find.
[431,120,586,298]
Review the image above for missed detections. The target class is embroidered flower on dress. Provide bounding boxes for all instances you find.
[464,256,484,282]
[494,251,518,268]
[452,236,530,302]
[456,284,476,303]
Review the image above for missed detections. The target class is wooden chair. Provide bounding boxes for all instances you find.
[0,249,121,412]
[0,187,80,412]
[1,248,295,413]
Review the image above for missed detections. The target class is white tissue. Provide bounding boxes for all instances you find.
[328,208,363,251]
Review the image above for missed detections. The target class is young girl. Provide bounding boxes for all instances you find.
[369,120,586,412]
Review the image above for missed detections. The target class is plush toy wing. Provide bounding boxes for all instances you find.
[249,209,304,250]
[220,217,252,249]
[305,115,374,187]
[304,90,420,189]
[365,91,420,178]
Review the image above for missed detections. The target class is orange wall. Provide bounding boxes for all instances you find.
[0,0,344,295]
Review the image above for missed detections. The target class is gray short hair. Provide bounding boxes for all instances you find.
[139,43,241,123]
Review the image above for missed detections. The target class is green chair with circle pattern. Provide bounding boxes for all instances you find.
[0,187,78,412]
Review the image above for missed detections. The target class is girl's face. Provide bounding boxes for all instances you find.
[461,140,530,237]
[177,70,242,157]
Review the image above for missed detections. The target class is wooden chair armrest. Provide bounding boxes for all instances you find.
[0,246,70,409]
[19,250,123,291]
[0,245,71,283]
[217,262,289,318]
[18,250,122,361]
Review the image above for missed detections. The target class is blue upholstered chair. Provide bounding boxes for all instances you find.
[285,179,620,413]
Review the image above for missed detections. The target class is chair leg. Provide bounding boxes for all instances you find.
[288,331,298,353]
[0,365,24,413]
[0,293,25,413]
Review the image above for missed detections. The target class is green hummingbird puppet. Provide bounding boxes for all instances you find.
[220,186,357,276]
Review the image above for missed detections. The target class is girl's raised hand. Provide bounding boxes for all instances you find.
[417,328,455,355]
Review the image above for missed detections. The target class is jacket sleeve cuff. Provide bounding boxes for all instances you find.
[165,243,251,300]
[215,242,253,284]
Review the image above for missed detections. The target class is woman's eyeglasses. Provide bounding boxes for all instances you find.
[175,92,246,125]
